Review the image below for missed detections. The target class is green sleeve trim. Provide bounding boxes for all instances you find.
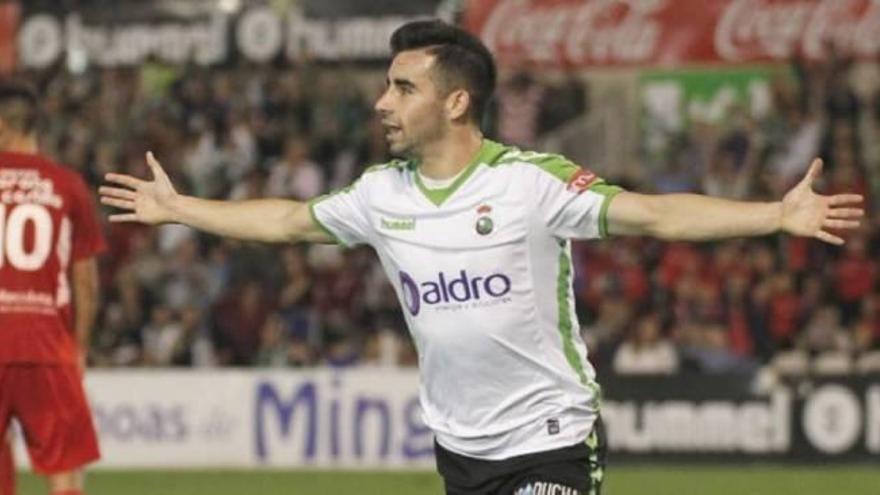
[307,196,348,247]
[536,155,580,182]
[589,183,624,239]
[303,163,392,246]
[488,145,623,240]
[494,150,580,182]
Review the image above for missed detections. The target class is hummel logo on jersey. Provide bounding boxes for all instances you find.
[380,216,416,230]
[567,168,597,193]
[514,482,579,495]
[399,270,512,316]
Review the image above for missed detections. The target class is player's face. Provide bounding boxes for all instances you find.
[374,50,448,157]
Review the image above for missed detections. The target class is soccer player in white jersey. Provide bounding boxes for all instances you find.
[100,20,864,495]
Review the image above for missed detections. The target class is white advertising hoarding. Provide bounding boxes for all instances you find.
[14,370,880,468]
[14,368,433,469]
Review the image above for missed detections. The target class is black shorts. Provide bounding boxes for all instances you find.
[435,417,607,495]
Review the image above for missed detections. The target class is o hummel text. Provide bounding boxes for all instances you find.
[380,217,416,230]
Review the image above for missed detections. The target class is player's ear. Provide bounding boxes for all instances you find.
[445,89,471,122]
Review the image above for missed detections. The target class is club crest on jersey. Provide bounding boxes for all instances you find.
[475,204,494,236]
[567,168,598,194]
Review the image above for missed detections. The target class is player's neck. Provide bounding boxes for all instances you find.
[0,134,38,154]
[417,129,483,180]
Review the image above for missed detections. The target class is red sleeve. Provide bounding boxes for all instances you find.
[69,173,107,261]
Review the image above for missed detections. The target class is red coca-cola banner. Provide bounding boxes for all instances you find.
[464,0,880,67]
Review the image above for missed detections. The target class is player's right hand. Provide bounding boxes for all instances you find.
[100,152,179,224]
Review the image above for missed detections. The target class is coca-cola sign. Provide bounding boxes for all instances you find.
[464,0,880,67]
[716,0,880,61]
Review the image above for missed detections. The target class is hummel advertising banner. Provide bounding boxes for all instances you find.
[14,0,444,69]
[603,374,880,462]
[463,0,880,67]
[12,369,880,468]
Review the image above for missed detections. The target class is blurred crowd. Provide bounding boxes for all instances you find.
[584,54,880,377]
[14,51,880,375]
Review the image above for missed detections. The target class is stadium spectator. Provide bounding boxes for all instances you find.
[265,135,325,200]
[538,73,588,135]
[212,280,274,366]
[254,313,294,367]
[170,305,214,367]
[854,293,880,353]
[801,305,849,354]
[496,69,545,148]
[833,232,877,324]
[277,245,315,343]
[613,313,678,375]
[678,322,758,374]
[141,304,184,366]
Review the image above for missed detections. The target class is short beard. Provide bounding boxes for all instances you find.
[387,140,414,159]
[397,124,447,162]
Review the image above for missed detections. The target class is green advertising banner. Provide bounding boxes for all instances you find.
[640,67,775,163]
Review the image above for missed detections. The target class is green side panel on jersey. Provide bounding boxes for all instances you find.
[557,242,588,385]
[307,196,347,247]
[588,183,624,239]
[414,139,508,206]
[557,241,604,410]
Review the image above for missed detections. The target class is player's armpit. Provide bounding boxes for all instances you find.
[290,200,338,244]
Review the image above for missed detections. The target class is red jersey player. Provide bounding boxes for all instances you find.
[0,82,104,495]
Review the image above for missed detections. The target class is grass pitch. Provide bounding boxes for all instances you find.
[17,465,880,494]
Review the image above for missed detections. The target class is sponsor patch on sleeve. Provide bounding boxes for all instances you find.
[567,168,598,193]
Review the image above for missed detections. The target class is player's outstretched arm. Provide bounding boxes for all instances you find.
[606,158,864,245]
[100,152,333,244]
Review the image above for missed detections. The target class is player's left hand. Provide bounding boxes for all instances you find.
[781,158,864,245]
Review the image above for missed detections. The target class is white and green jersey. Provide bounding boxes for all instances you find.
[310,140,622,460]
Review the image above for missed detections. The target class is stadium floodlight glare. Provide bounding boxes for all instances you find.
[218,0,241,13]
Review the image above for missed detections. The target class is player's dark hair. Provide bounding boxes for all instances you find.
[390,20,496,124]
[0,80,40,134]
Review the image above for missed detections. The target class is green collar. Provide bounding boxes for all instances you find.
[413,139,506,206]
